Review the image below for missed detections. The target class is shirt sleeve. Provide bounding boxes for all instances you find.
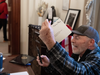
[4,3,8,15]
[46,42,100,75]
[44,64,61,75]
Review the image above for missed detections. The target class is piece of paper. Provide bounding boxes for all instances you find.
[3,57,6,60]
[51,19,71,43]
[62,0,69,10]
[10,71,29,75]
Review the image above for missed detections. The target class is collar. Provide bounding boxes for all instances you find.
[71,49,92,62]
[78,49,92,62]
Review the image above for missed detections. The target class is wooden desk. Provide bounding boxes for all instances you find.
[2,55,35,75]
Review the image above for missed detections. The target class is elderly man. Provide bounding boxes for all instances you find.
[37,19,100,75]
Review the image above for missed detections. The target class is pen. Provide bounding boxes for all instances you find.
[36,46,42,64]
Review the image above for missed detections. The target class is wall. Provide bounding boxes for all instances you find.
[70,0,85,27]
[56,0,67,22]
[6,0,8,4]
[29,0,38,24]
[56,0,85,26]
[29,0,57,25]
[20,0,85,54]
[21,0,57,54]
[20,0,29,54]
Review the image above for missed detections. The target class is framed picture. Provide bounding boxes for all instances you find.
[64,9,81,29]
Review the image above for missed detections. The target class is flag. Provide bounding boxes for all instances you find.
[61,25,72,56]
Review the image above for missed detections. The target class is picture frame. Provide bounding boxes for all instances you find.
[64,9,81,29]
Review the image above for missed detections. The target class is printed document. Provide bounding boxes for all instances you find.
[51,19,71,43]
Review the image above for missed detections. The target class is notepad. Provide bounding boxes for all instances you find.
[10,71,29,75]
[51,19,71,43]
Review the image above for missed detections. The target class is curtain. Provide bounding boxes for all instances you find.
[95,0,100,45]
[92,0,100,45]
[83,0,100,45]
[83,0,100,28]
[94,0,100,35]
[83,0,94,26]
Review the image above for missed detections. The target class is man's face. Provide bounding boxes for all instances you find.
[71,34,91,56]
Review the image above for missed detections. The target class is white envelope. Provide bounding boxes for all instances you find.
[10,71,29,75]
[51,19,71,43]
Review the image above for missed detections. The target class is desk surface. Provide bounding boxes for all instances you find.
[2,55,35,75]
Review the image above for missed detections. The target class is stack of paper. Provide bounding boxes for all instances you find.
[10,71,29,75]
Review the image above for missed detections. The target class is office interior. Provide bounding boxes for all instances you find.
[0,0,100,75]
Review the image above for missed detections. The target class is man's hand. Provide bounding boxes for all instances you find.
[36,55,50,67]
[39,19,56,50]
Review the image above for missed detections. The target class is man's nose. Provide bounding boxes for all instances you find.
[71,37,75,43]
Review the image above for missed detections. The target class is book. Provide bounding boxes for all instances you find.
[9,54,36,65]
[0,72,10,75]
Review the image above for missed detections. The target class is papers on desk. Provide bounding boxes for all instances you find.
[10,71,29,75]
[51,19,71,43]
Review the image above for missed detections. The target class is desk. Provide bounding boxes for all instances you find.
[2,55,35,75]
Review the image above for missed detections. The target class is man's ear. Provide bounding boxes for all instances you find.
[88,39,95,49]
[89,39,95,45]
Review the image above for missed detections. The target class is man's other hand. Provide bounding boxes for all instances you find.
[39,19,56,50]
